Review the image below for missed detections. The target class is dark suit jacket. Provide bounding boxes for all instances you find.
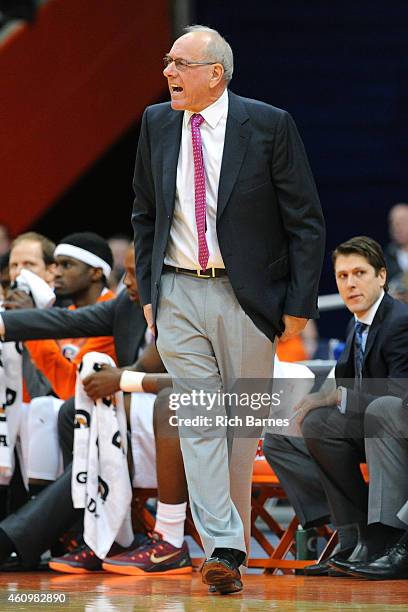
[335,293,408,412]
[2,290,147,368]
[131,90,325,340]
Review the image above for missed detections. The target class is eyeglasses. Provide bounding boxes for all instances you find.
[163,55,217,71]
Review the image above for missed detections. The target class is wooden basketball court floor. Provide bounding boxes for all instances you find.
[1,572,408,611]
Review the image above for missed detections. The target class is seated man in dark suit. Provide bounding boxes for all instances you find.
[264,236,408,575]
[327,391,408,580]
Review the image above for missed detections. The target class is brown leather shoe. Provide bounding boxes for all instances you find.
[202,550,243,595]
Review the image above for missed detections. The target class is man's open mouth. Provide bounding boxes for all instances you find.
[171,85,183,93]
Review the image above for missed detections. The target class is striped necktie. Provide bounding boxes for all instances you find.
[354,321,368,388]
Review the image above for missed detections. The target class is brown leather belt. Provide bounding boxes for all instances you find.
[163,264,227,278]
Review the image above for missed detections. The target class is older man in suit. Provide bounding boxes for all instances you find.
[131,24,325,593]
[264,236,408,576]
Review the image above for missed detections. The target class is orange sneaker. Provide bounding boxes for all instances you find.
[49,542,127,574]
[102,532,192,576]
[49,544,103,574]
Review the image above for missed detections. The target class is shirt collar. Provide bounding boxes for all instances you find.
[184,88,228,130]
[354,290,385,326]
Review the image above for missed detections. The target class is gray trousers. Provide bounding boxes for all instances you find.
[301,404,368,526]
[265,395,408,531]
[398,501,408,526]
[156,272,274,558]
[263,434,330,528]
[365,396,408,529]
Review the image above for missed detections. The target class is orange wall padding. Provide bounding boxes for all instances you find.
[0,0,171,234]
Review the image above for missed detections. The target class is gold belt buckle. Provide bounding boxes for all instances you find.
[197,268,214,278]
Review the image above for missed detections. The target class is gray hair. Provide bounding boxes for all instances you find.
[184,25,233,84]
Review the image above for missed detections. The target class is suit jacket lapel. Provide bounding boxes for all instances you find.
[161,111,183,216]
[336,294,391,383]
[217,91,250,221]
[336,322,355,381]
[363,294,391,366]
[159,93,250,220]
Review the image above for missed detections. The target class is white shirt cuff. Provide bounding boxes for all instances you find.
[337,386,347,414]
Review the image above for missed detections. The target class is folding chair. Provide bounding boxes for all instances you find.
[249,449,333,573]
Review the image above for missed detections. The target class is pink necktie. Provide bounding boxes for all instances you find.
[191,113,209,271]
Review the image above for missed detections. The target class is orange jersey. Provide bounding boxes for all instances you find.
[24,289,117,400]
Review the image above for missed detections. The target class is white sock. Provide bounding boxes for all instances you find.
[154,501,187,548]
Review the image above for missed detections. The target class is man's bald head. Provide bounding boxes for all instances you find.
[182,25,233,83]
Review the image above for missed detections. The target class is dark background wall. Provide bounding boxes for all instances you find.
[194,1,408,292]
[1,0,170,236]
[33,1,408,337]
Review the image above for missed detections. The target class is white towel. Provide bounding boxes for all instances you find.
[21,396,64,481]
[0,341,23,482]
[130,392,157,488]
[16,269,55,309]
[0,270,55,482]
[72,352,133,559]
[273,356,315,405]
[265,356,316,436]
[0,345,11,477]
[0,272,54,483]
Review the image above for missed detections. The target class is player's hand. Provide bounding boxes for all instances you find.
[82,364,123,402]
[291,388,337,426]
[280,314,308,341]
[143,303,156,337]
[3,289,35,310]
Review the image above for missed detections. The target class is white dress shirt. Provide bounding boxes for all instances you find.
[353,290,385,351]
[165,88,228,270]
